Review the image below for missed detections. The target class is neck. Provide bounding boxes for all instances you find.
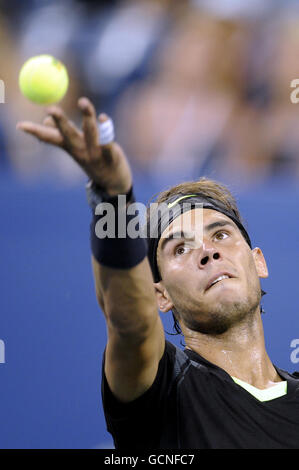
[183,307,282,389]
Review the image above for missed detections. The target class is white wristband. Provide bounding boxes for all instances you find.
[99,118,115,145]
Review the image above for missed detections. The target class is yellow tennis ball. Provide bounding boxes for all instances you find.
[19,55,69,105]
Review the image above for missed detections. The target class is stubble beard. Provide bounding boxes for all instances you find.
[177,291,261,336]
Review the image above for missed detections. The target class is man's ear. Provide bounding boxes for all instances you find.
[154,281,174,313]
[252,247,269,279]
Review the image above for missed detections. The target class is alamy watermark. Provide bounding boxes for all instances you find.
[0,339,5,363]
[290,79,299,103]
[94,199,204,247]
[0,79,5,103]
[290,339,299,364]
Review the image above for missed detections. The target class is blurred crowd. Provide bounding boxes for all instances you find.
[1,0,299,188]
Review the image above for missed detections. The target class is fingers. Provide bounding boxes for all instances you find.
[78,97,99,158]
[98,113,109,124]
[43,116,56,128]
[98,113,115,147]
[17,108,80,150]
[16,121,64,146]
[46,105,82,147]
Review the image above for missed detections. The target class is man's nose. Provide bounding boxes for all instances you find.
[197,243,221,267]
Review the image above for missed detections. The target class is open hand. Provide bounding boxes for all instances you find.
[17,97,132,196]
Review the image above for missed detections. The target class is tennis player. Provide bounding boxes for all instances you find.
[17,98,299,449]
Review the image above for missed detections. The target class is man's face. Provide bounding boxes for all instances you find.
[155,208,268,334]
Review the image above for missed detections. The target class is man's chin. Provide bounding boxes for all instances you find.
[184,315,233,335]
[186,298,258,335]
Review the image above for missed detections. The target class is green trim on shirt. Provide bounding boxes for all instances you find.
[231,376,287,401]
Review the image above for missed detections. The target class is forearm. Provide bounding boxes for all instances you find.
[92,256,158,337]
[89,180,159,337]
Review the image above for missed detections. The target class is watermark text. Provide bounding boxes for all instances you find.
[0,339,5,363]
[0,79,4,103]
[94,199,204,248]
[290,339,299,364]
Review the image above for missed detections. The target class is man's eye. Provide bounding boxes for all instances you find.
[174,245,190,256]
[214,231,229,241]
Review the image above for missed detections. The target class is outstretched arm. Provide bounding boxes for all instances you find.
[17,98,165,402]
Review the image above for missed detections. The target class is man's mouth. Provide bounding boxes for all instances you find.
[205,273,234,291]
